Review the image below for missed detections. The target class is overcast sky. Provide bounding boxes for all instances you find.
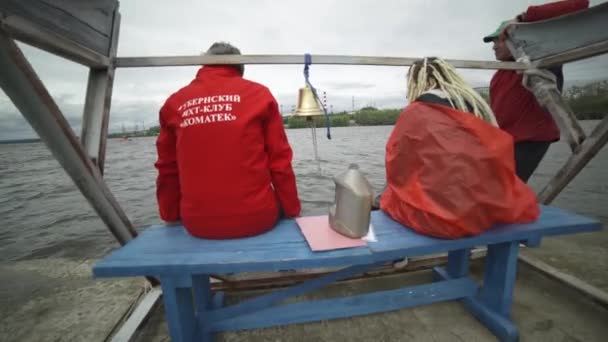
[1,0,607,140]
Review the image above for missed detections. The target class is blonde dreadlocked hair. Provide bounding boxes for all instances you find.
[407,57,498,126]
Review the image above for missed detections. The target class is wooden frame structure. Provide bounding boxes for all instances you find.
[1,1,608,341]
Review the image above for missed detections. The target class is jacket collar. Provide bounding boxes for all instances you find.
[421,89,448,99]
[195,66,241,79]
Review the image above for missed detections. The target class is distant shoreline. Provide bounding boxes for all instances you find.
[0,138,41,145]
[1,117,605,144]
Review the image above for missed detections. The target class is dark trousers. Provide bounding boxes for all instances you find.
[514,141,551,183]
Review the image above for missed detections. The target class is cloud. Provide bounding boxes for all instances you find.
[1,0,607,139]
[324,81,377,91]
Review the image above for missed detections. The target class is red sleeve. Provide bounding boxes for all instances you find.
[154,103,181,222]
[521,0,589,22]
[263,96,301,218]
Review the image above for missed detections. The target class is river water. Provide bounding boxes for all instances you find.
[0,122,606,261]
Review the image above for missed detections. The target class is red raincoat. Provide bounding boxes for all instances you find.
[380,102,540,239]
[155,66,301,239]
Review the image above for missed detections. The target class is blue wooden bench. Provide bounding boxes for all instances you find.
[93,206,602,342]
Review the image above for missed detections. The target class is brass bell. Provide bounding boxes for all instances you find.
[294,85,324,117]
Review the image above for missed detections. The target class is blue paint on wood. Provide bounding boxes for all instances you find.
[433,241,519,319]
[93,206,601,278]
[447,249,470,278]
[190,275,212,341]
[367,206,601,261]
[160,277,198,342]
[432,266,453,283]
[208,264,376,323]
[479,242,519,318]
[522,235,542,247]
[212,291,225,309]
[173,275,192,288]
[434,261,520,342]
[209,277,477,332]
[92,206,602,341]
[192,275,210,313]
[463,296,520,342]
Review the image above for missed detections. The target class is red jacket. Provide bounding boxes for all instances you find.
[490,0,589,143]
[155,66,301,239]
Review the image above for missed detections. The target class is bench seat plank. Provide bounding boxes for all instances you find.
[368,206,600,257]
[93,206,601,278]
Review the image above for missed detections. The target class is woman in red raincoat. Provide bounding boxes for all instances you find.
[379,57,539,239]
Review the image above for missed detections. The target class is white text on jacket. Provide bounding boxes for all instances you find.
[178,94,240,128]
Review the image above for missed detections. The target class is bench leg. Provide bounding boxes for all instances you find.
[432,249,470,281]
[447,249,470,277]
[465,241,520,342]
[479,241,518,317]
[192,275,214,342]
[160,277,199,342]
[433,243,520,342]
[432,248,470,283]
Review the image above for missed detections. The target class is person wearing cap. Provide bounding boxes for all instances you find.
[484,0,589,182]
[155,42,301,239]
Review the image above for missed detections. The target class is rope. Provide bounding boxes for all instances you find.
[516,56,559,108]
[303,53,331,139]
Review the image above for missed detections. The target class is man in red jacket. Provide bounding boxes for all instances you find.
[484,0,589,182]
[155,42,301,239]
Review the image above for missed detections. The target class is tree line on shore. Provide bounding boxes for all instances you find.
[113,80,608,137]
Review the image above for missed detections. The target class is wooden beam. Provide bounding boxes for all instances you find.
[536,40,608,68]
[0,15,109,67]
[538,115,608,204]
[0,0,117,55]
[0,27,136,244]
[81,12,120,173]
[211,250,488,292]
[114,54,527,70]
[519,253,608,308]
[507,2,608,61]
[531,81,587,151]
[108,287,162,342]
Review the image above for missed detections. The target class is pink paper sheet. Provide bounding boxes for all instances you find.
[296,215,367,251]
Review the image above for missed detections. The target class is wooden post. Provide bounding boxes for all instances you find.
[538,115,608,204]
[0,27,136,244]
[81,11,120,173]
